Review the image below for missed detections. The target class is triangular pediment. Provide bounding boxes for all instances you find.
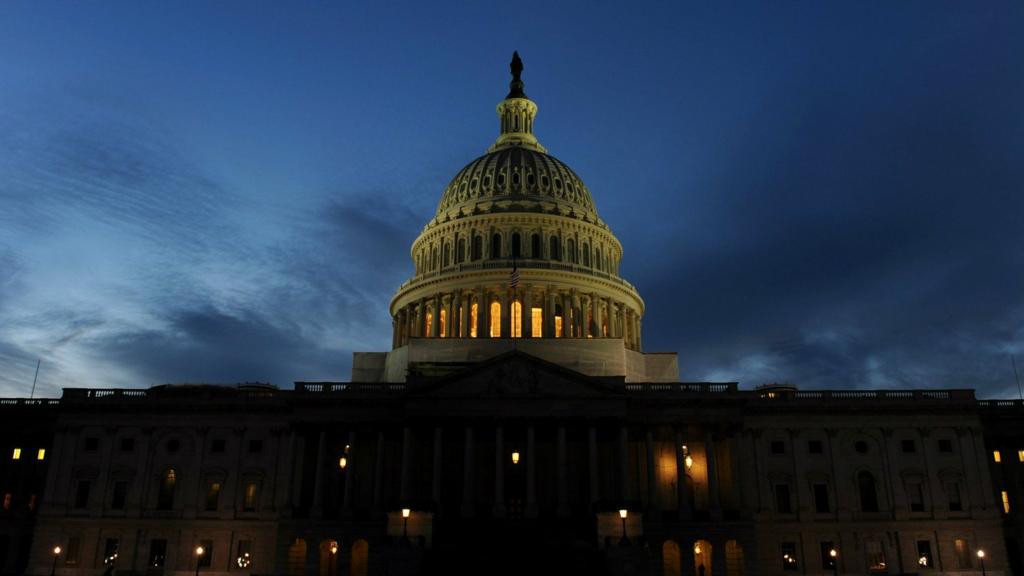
[408,351,623,398]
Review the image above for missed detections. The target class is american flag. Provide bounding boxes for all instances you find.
[509,261,520,288]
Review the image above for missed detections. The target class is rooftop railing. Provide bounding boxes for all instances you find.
[0,398,60,406]
[395,258,638,293]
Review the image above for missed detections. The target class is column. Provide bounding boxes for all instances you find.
[571,289,581,337]
[430,293,441,337]
[705,430,721,520]
[460,291,470,338]
[592,292,603,337]
[526,424,538,517]
[636,316,642,350]
[523,285,533,338]
[481,289,492,338]
[284,428,300,514]
[372,430,385,513]
[546,288,557,337]
[475,286,487,338]
[499,291,510,338]
[494,424,505,517]
[623,308,632,348]
[452,291,461,338]
[417,297,427,337]
[618,424,629,502]
[645,429,657,512]
[405,305,415,343]
[562,292,573,337]
[676,428,692,519]
[182,427,207,518]
[582,295,591,338]
[589,424,599,507]
[432,427,443,510]
[557,424,569,517]
[400,426,413,502]
[311,427,327,518]
[342,430,356,517]
[461,426,475,517]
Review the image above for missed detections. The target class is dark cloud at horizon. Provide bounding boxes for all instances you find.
[0,2,1021,396]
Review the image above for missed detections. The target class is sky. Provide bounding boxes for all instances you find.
[0,2,1022,397]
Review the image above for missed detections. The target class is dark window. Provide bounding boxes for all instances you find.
[511,233,521,258]
[855,440,869,454]
[531,234,541,258]
[916,540,933,569]
[102,538,119,566]
[781,543,798,571]
[808,440,823,454]
[248,439,263,454]
[166,439,180,454]
[148,539,167,568]
[243,481,259,512]
[954,539,971,568]
[549,236,560,261]
[211,438,226,453]
[472,236,483,260]
[938,439,953,453]
[65,536,80,565]
[512,172,520,186]
[771,440,786,454]
[582,243,590,266]
[567,239,576,263]
[774,484,792,514]
[820,541,837,570]
[541,175,549,188]
[946,482,962,511]
[491,234,502,259]
[74,480,90,509]
[901,439,916,453]
[813,483,830,513]
[456,238,466,263]
[908,482,925,512]
[442,242,450,267]
[236,540,253,569]
[198,539,213,567]
[84,437,99,452]
[205,482,221,511]
[858,471,879,512]
[497,173,505,187]
[527,173,535,187]
[111,481,128,510]
[157,469,176,510]
[120,438,135,452]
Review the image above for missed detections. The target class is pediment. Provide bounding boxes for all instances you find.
[409,351,622,398]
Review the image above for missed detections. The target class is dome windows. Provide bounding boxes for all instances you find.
[554,178,562,190]
[549,236,561,261]
[497,173,506,187]
[484,175,492,188]
[527,173,536,187]
[491,234,502,259]
[512,172,521,186]
[541,175,550,188]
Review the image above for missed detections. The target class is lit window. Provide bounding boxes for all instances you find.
[531,307,543,337]
[37,448,45,461]
[425,312,433,337]
[555,315,563,338]
[993,450,1002,463]
[489,301,501,337]
[243,482,258,512]
[511,300,522,338]
[439,308,447,338]
[1002,491,1011,514]
[2,493,11,510]
[11,448,20,460]
[1018,449,1024,462]
[469,303,478,337]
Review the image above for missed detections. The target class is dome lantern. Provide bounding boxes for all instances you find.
[490,51,546,154]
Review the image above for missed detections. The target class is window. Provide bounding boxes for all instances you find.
[236,540,253,569]
[901,439,916,453]
[531,307,543,338]
[511,233,521,258]
[148,539,168,568]
[489,301,501,338]
[907,482,925,512]
[582,243,590,266]
[65,536,80,565]
[993,450,1002,463]
[770,441,785,454]
[1018,449,1024,462]
[491,233,502,259]
[1002,490,1011,514]
[439,308,447,337]
[2,493,11,510]
[916,540,933,569]
[211,438,226,453]
[85,437,99,451]
[10,448,19,460]
[865,540,886,573]
[243,482,259,512]
[442,242,450,267]
[953,538,971,568]
[781,543,798,571]
[120,438,135,452]
[198,539,213,567]
[855,440,869,454]
[74,480,91,509]
[813,483,830,513]
[774,484,792,514]
[158,469,176,510]
[472,235,482,260]
[808,440,823,454]
[111,481,128,510]
[27,494,36,510]
[205,482,222,511]
[820,542,836,570]
[567,238,576,263]
[946,481,962,512]
[858,471,879,512]
[36,448,45,460]
[938,439,953,453]
[102,538,119,565]
[456,238,465,263]
[510,300,522,339]
[469,302,478,337]
[531,234,541,258]
[549,236,560,261]
[248,439,263,453]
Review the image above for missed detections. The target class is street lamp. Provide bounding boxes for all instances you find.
[50,546,61,576]
[977,550,986,576]
[401,508,411,545]
[511,451,520,465]
[618,509,630,547]
[194,546,204,576]
[829,548,838,576]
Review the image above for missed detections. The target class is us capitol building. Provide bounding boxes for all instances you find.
[2,54,1021,576]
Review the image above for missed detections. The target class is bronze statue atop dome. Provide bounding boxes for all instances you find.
[507,51,527,98]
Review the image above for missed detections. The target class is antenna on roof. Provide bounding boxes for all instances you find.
[29,359,41,399]
[1012,354,1022,401]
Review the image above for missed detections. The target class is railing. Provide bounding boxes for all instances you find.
[0,398,60,406]
[395,258,638,293]
[762,389,973,402]
[295,382,407,394]
[624,382,737,393]
[978,399,1024,408]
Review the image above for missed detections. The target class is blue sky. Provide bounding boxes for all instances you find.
[1,1,1022,397]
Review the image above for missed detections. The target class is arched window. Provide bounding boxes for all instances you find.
[158,468,176,510]
[531,234,541,258]
[567,239,576,264]
[511,300,522,338]
[287,539,307,576]
[439,308,447,338]
[725,540,744,576]
[531,306,543,338]
[425,311,433,337]
[470,302,478,338]
[550,236,561,261]
[457,238,466,263]
[596,249,603,271]
[472,235,482,260]
[489,301,501,337]
[858,471,879,512]
[511,233,522,258]
[693,540,712,576]
[554,304,564,338]
[582,243,591,267]
[491,234,502,259]
[431,247,438,270]
[663,540,681,576]
[350,539,368,576]
[442,242,450,267]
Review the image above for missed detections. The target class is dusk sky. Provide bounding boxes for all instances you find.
[1,2,1022,397]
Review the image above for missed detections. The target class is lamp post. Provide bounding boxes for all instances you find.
[977,549,986,576]
[618,509,630,547]
[401,508,411,545]
[829,548,838,576]
[194,545,204,576]
[50,546,61,576]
